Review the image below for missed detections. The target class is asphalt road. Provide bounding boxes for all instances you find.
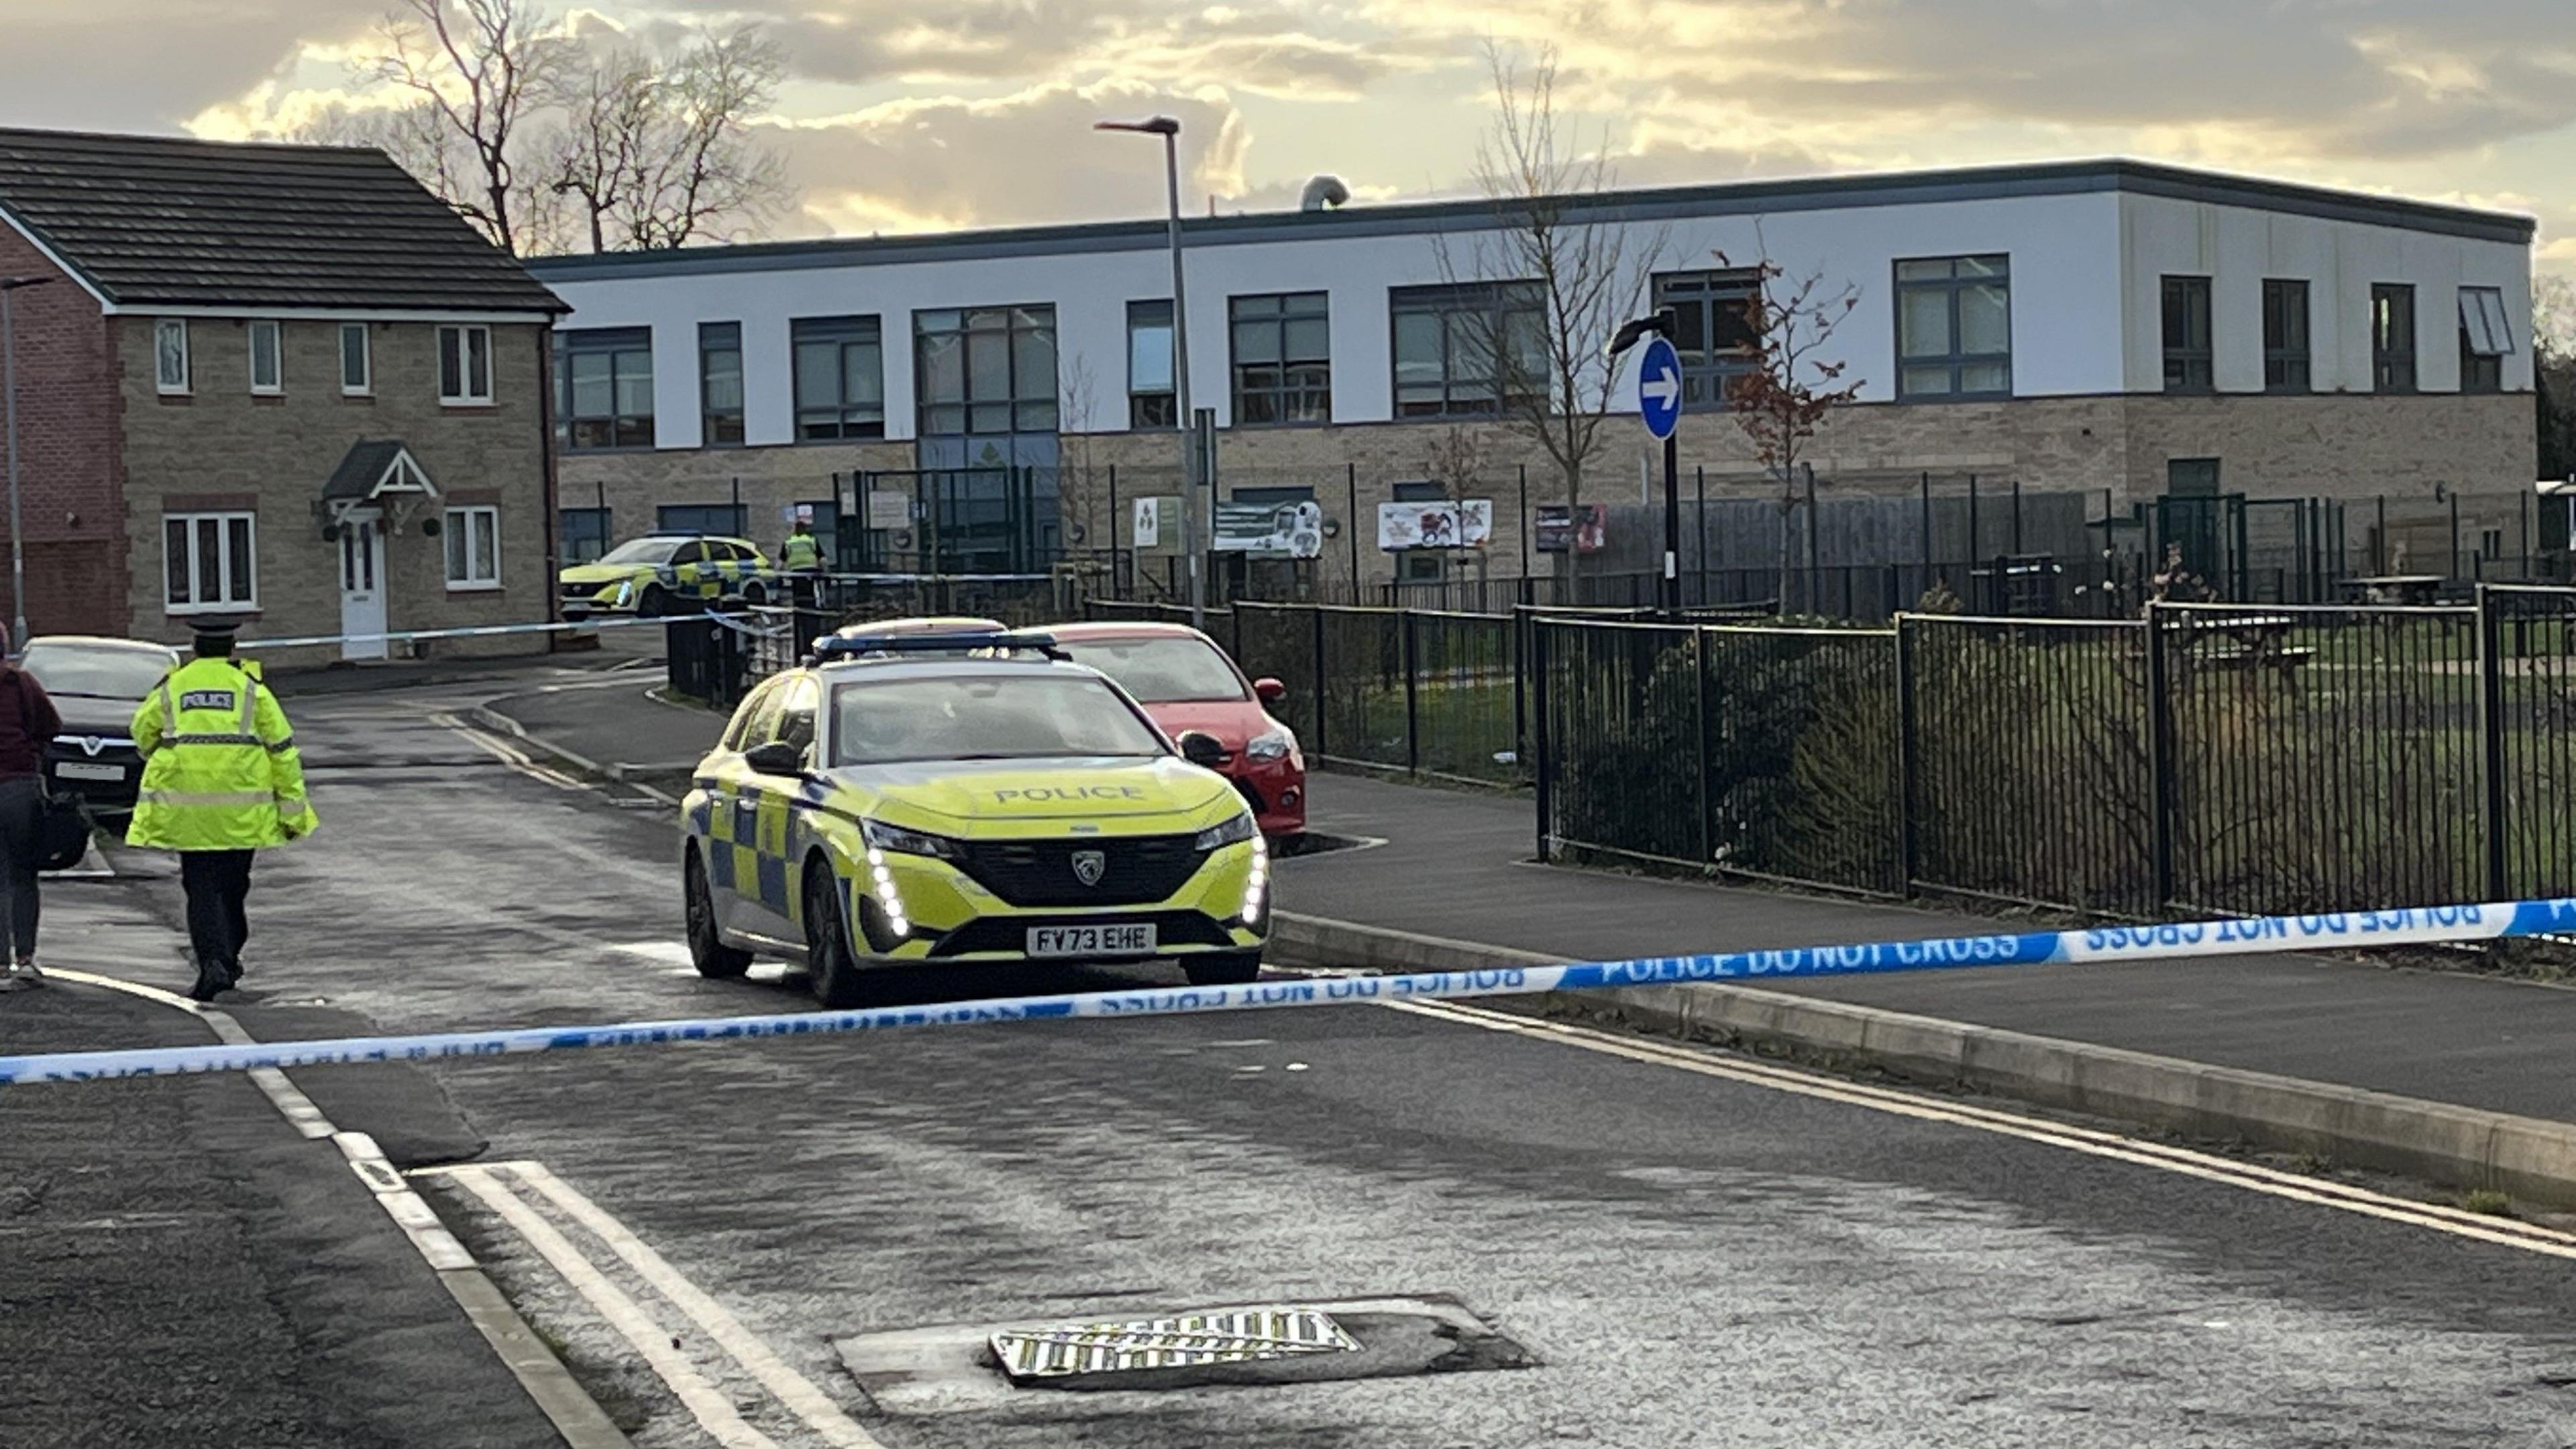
[156,672,2576,1448]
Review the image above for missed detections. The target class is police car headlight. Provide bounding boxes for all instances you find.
[1244,727,1294,762]
[862,818,963,860]
[1193,811,1258,852]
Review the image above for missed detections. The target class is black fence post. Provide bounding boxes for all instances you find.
[1691,626,1711,868]
[1401,608,1421,776]
[2141,604,2178,910]
[2477,585,2511,900]
[1532,616,1553,863]
[1510,605,1529,777]
[1893,613,1921,897]
[1310,605,1328,761]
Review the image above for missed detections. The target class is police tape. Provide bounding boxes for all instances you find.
[7,898,2569,1086]
[229,615,667,652]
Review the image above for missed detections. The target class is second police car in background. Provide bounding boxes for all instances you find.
[559,533,784,616]
[681,627,1269,1006]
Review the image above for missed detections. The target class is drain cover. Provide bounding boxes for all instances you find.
[990,1307,1358,1382]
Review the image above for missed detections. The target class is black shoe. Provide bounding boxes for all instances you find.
[189,958,229,1003]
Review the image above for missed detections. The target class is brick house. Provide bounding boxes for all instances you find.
[0,127,566,661]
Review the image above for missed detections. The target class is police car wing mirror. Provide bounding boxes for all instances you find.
[1252,677,1287,704]
[743,741,804,775]
[1177,731,1231,769]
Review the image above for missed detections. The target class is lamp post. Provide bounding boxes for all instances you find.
[1607,308,1682,612]
[1094,114,1202,627]
[0,276,53,653]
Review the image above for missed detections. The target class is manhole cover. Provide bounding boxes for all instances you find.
[991,1307,1358,1382]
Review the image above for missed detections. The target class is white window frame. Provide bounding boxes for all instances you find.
[247,319,282,395]
[340,322,372,396]
[163,511,258,614]
[438,324,493,406]
[443,504,502,590]
[154,319,190,395]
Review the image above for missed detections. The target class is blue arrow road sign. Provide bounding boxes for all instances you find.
[1637,335,1681,440]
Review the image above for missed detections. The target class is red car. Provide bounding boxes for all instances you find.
[1048,621,1305,839]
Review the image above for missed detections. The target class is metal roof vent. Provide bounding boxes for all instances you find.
[1300,174,1350,211]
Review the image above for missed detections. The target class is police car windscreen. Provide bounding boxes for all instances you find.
[596,538,683,566]
[21,643,175,700]
[1055,637,1246,702]
[832,676,1168,765]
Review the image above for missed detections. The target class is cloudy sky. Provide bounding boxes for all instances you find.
[7,0,2573,267]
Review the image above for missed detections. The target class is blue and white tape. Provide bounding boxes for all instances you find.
[5,898,2567,1085]
[229,615,665,652]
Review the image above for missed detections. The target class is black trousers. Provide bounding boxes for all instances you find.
[179,849,255,972]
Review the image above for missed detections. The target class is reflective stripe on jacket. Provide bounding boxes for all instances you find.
[125,657,317,851]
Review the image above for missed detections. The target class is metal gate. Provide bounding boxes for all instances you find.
[845,467,1058,574]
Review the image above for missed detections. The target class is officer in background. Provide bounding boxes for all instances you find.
[126,620,317,1001]
[782,511,824,609]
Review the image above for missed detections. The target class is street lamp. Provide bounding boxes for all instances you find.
[1607,307,1682,612]
[1095,113,1203,627]
[0,276,54,653]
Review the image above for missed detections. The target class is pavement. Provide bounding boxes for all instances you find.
[21,670,2576,1446]
[0,869,566,1449]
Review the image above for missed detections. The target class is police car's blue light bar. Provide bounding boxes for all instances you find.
[810,628,1062,661]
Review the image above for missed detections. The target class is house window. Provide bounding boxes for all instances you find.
[1654,270,1762,408]
[1230,291,1331,425]
[439,324,493,405]
[2161,276,2212,393]
[154,319,190,395]
[2372,284,2417,394]
[914,306,1055,437]
[163,511,256,612]
[791,315,884,441]
[559,506,612,564]
[657,503,746,537]
[339,323,372,395]
[699,321,743,444]
[2459,286,2513,395]
[2262,280,2310,394]
[247,319,282,395]
[1894,255,2011,399]
[1128,299,1175,429]
[443,505,501,589]
[1390,282,1546,418]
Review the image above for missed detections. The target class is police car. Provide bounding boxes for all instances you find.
[559,533,782,615]
[681,627,1269,1006]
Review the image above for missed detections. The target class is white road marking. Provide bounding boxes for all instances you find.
[609,941,698,966]
[1387,998,2576,1263]
[435,714,589,792]
[442,1165,786,1449]
[502,1161,885,1449]
[45,967,626,1444]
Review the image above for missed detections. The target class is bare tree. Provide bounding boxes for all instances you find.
[370,0,570,254]
[1057,354,1114,570]
[551,26,790,252]
[2535,273,2576,480]
[1720,231,1864,612]
[1440,44,1663,590]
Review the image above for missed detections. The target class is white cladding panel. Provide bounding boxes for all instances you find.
[2116,193,2534,395]
[545,184,2526,452]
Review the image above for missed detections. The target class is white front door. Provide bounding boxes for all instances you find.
[337,515,388,661]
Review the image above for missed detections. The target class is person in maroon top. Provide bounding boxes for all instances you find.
[0,645,61,989]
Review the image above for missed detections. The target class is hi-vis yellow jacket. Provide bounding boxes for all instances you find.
[125,657,317,851]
